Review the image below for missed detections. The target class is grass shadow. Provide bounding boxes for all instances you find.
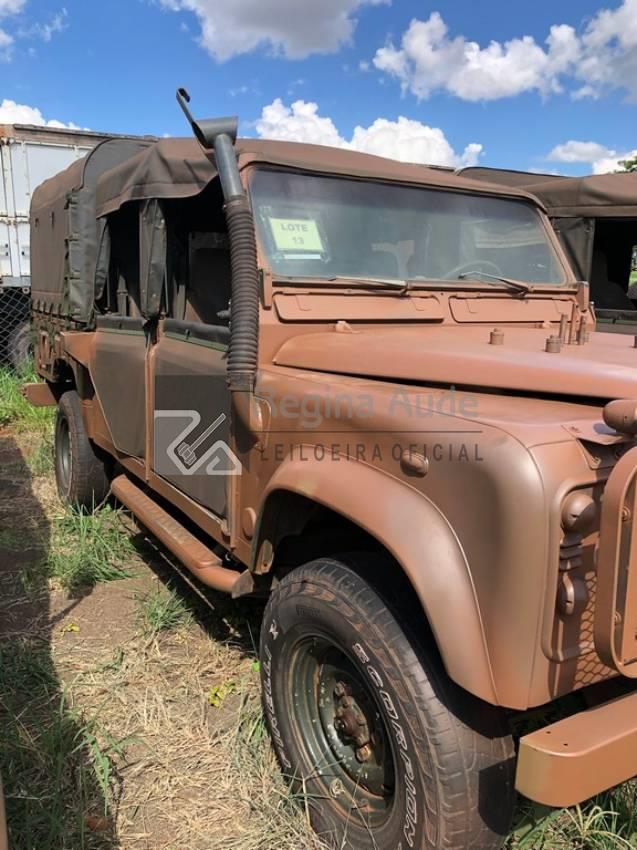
[0,431,120,850]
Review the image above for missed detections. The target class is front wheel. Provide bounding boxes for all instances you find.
[260,556,515,850]
[55,390,110,510]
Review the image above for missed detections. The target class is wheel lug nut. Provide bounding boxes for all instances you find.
[341,697,352,708]
[330,779,344,797]
[334,683,346,697]
[355,745,372,763]
[335,707,344,718]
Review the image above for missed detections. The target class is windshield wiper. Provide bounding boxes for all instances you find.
[325,275,412,292]
[274,274,413,291]
[456,270,533,293]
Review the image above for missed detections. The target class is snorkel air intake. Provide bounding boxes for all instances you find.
[177,87,259,395]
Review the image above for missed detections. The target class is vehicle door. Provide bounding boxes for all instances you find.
[149,184,234,518]
[91,202,148,461]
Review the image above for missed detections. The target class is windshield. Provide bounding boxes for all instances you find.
[250,169,567,286]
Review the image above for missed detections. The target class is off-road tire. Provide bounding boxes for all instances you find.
[260,555,515,850]
[8,321,32,372]
[55,390,110,510]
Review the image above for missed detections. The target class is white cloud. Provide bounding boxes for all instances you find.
[547,139,637,174]
[372,1,637,102]
[158,0,388,61]
[19,8,67,42]
[0,98,79,129]
[350,117,482,167]
[255,98,482,168]
[0,0,26,15]
[256,99,345,147]
[0,2,67,60]
[372,12,580,101]
[0,27,12,59]
[548,141,612,164]
[576,0,637,99]
[0,0,23,60]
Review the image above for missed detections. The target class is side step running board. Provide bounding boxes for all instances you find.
[111,474,241,595]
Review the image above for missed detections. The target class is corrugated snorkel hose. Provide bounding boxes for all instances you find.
[225,195,259,392]
[173,90,259,394]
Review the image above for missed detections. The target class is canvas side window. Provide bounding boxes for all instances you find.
[591,219,637,309]
[95,204,142,317]
[163,179,231,326]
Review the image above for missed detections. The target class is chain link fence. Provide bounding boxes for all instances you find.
[0,284,31,372]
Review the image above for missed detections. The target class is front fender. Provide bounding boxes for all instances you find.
[257,455,499,705]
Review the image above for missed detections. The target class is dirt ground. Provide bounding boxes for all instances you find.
[0,426,323,850]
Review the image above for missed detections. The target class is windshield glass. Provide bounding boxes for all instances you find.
[250,169,567,285]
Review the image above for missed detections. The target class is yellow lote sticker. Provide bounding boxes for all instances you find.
[268,217,324,252]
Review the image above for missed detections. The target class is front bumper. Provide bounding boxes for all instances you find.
[516,688,637,807]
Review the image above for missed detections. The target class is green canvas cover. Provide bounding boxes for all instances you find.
[30,138,152,322]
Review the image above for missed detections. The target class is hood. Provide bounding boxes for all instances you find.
[273,325,637,401]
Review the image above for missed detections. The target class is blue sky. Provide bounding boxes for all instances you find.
[2,0,636,174]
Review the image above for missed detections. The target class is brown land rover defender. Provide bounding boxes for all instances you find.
[25,91,637,850]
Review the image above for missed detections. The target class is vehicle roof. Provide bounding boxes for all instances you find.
[30,137,155,212]
[460,166,637,218]
[94,137,546,218]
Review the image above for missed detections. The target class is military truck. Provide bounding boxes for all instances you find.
[24,91,637,850]
[462,166,637,335]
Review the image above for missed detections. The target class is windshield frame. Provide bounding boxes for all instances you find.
[246,165,576,291]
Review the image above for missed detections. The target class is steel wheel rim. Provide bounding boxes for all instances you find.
[287,633,396,827]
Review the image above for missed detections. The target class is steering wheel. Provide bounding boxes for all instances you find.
[442,259,503,281]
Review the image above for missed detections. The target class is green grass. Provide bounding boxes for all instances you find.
[510,788,637,849]
[134,584,194,636]
[0,365,55,432]
[46,506,135,592]
[27,434,54,477]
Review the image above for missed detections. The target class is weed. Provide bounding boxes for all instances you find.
[27,434,54,477]
[207,680,237,707]
[0,366,54,432]
[47,506,134,591]
[135,584,193,636]
[509,786,637,848]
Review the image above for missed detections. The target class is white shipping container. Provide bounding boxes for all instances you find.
[0,124,152,368]
[0,124,129,288]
